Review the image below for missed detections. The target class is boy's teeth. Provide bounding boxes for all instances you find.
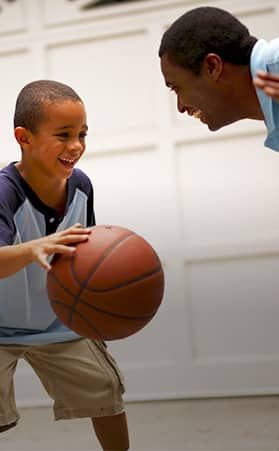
[60,158,74,163]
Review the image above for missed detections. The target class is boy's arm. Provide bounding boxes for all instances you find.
[0,223,91,278]
[253,70,279,103]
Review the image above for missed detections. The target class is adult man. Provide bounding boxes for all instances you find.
[159,6,279,151]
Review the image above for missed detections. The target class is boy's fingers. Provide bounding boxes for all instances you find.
[60,226,91,237]
[59,234,89,244]
[72,223,91,231]
[37,254,52,271]
[41,261,52,271]
[51,245,76,254]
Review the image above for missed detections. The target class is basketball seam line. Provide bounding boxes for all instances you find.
[70,231,135,293]
[68,232,135,323]
[49,268,163,319]
[80,267,163,292]
[54,303,106,340]
[51,297,157,320]
[48,266,162,300]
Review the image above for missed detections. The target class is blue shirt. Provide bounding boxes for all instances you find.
[250,38,279,151]
[0,162,95,345]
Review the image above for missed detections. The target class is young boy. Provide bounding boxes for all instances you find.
[159,6,279,151]
[0,80,129,451]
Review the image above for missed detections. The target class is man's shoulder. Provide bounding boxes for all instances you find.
[266,38,279,73]
[250,38,279,78]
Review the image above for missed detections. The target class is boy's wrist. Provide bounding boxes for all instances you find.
[20,241,37,265]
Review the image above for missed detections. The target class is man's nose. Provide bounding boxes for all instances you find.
[177,97,186,114]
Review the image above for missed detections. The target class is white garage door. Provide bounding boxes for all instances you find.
[0,0,278,405]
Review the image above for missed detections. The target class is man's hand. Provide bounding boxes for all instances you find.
[253,70,279,103]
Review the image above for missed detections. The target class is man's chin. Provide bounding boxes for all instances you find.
[206,120,228,132]
[200,115,220,131]
[207,122,220,132]
[207,117,239,131]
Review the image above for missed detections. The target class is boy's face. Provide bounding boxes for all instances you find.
[160,53,238,131]
[18,100,87,181]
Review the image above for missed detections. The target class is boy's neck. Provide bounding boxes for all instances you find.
[15,162,67,216]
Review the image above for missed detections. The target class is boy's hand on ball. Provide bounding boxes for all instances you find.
[29,224,91,271]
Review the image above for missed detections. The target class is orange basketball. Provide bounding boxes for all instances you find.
[47,225,164,340]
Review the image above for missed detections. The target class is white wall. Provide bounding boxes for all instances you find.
[0,0,278,406]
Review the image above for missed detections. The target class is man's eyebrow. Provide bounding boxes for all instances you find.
[165,81,175,88]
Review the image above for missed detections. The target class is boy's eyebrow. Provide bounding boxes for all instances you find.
[54,124,88,131]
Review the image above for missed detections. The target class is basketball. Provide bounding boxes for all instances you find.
[47,225,164,340]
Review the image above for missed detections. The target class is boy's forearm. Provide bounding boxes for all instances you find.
[0,243,34,278]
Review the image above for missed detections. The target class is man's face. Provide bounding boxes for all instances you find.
[160,53,237,131]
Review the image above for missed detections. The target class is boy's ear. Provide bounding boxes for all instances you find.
[202,53,223,81]
[14,127,31,149]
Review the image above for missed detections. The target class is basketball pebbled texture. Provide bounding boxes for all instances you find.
[47,225,164,340]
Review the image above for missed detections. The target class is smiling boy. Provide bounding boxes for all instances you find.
[0,80,129,450]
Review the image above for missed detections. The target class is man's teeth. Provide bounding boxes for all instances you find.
[193,110,202,119]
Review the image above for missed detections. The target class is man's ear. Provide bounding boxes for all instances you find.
[14,127,31,149]
[202,53,223,81]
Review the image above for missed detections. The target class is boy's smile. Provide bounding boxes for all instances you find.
[15,100,88,184]
[31,100,88,177]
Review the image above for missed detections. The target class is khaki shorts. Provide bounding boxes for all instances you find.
[0,338,125,429]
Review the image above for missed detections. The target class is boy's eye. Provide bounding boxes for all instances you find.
[54,131,87,140]
[56,132,69,138]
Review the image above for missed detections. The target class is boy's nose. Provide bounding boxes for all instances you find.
[69,139,84,152]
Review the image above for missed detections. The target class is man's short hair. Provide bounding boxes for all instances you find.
[159,6,257,74]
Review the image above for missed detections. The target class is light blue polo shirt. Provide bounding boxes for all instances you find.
[250,38,279,151]
[0,162,95,345]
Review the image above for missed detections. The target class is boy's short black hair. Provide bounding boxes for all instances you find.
[14,79,83,133]
[159,6,257,75]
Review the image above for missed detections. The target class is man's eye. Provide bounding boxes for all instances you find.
[79,132,87,139]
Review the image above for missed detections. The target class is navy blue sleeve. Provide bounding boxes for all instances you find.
[87,182,96,227]
[70,167,96,227]
[0,174,21,245]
